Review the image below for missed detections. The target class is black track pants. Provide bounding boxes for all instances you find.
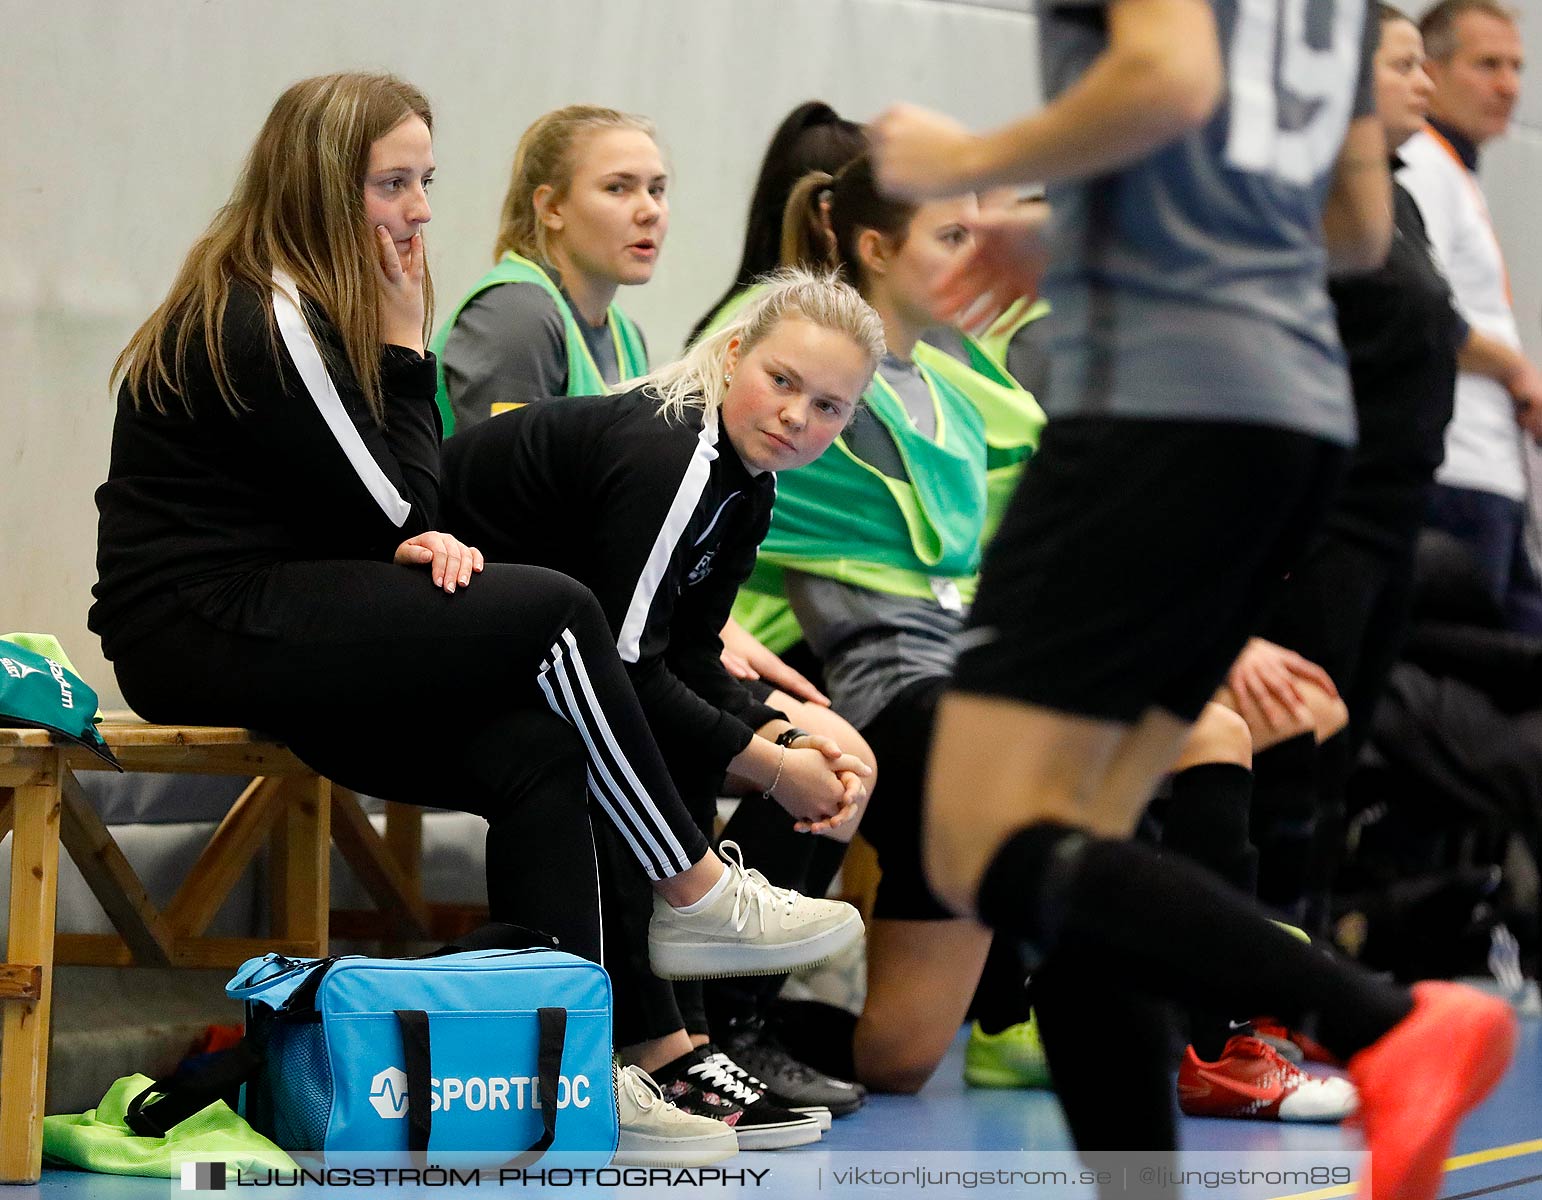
[110,560,713,962]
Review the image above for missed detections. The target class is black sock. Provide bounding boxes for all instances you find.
[768,999,858,1081]
[1162,762,1257,1060]
[1162,763,1258,892]
[1034,939,1177,1153]
[1250,733,1320,915]
[807,835,850,900]
[719,792,816,887]
[969,935,1034,1035]
[975,820,1413,1062]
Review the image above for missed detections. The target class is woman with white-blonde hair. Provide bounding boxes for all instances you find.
[441,268,884,1144]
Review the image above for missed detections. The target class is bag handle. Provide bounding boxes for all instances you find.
[226,955,332,1002]
[124,1038,266,1138]
[393,1007,568,1164]
[417,921,560,958]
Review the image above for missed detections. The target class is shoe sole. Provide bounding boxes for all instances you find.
[613,1129,740,1167]
[797,1094,865,1117]
[1358,986,1518,1200]
[790,1105,833,1132]
[964,1064,1053,1090]
[1178,1102,1354,1123]
[746,1077,864,1117]
[649,911,864,981]
[732,1117,825,1151]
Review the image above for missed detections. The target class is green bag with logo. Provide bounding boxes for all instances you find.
[0,637,117,767]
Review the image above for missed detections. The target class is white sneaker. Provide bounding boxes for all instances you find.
[612,1063,739,1166]
[649,841,864,981]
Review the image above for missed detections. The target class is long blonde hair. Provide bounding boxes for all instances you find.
[113,72,435,422]
[492,105,657,265]
[639,267,885,425]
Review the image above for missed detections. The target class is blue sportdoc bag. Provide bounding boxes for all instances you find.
[125,926,617,1164]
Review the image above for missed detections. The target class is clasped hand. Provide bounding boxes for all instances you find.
[772,734,871,835]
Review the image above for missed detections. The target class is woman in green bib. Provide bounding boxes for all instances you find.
[432,105,661,434]
[707,155,1042,1094]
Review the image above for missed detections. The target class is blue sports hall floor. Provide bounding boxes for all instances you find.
[31,1008,1541,1200]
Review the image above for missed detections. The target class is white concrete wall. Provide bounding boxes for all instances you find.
[3,0,1539,708]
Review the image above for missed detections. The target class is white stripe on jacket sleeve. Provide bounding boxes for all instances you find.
[271,270,412,528]
[614,407,721,663]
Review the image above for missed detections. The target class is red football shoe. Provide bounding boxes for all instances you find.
[1253,1016,1343,1066]
[1178,1035,1358,1122]
[1349,982,1517,1200]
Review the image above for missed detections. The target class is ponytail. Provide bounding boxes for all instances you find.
[780,171,839,274]
[781,155,916,296]
[687,101,868,346]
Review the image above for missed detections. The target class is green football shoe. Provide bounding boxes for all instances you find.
[963,1013,1053,1090]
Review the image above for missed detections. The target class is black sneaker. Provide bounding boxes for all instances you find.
[703,1044,832,1131]
[722,1016,867,1118]
[651,1047,822,1150]
[696,1047,834,1140]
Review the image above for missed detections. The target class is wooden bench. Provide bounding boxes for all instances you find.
[0,718,450,1184]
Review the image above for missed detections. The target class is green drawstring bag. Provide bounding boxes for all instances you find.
[0,633,103,720]
[43,1074,296,1179]
[0,635,116,766]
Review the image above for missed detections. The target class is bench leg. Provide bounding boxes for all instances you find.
[269,774,331,954]
[384,802,424,909]
[0,776,62,1185]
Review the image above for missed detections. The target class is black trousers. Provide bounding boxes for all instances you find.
[109,560,712,966]
[596,743,725,1044]
[1253,506,1424,923]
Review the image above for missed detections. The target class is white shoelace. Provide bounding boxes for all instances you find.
[705,1050,772,1092]
[686,1052,763,1106]
[618,1063,665,1113]
[717,840,802,934]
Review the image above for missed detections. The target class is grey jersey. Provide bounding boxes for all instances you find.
[1039,0,1377,444]
[1006,318,1053,406]
[878,354,939,440]
[784,571,962,730]
[841,356,941,476]
[442,272,634,432]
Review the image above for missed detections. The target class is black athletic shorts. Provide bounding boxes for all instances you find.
[858,677,954,921]
[954,417,1347,722]
[738,641,826,706]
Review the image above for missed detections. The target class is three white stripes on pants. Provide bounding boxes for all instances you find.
[536,627,693,881]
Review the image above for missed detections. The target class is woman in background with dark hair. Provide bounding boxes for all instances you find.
[689,101,873,712]
[689,102,868,345]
